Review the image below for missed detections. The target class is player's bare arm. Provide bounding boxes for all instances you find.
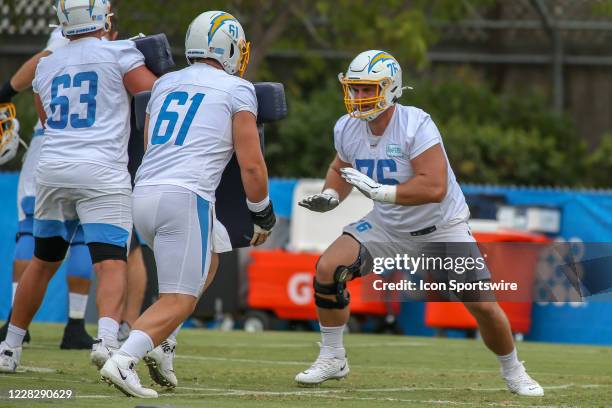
[233,110,275,246]
[324,154,354,201]
[233,110,268,202]
[143,114,150,149]
[299,154,353,213]
[340,144,448,206]
[123,66,157,96]
[9,51,50,93]
[395,143,448,205]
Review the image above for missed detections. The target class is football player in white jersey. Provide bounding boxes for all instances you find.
[295,50,544,397]
[0,26,99,350]
[100,10,275,398]
[0,0,156,374]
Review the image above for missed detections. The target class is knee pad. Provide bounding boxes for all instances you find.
[312,241,372,309]
[313,278,350,309]
[14,233,34,261]
[34,237,69,262]
[88,242,127,264]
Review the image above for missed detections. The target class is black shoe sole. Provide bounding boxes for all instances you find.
[143,356,175,388]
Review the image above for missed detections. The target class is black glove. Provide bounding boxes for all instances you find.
[249,201,276,246]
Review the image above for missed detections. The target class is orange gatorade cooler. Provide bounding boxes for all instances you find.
[247,249,388,321]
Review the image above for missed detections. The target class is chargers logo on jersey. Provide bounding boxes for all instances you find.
[368,52,394,73]
[208,12,237,44]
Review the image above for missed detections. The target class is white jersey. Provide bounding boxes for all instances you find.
[334,104,469,235]
[135,63,258,202]
[32,37,144,188]
[33,27,70,134]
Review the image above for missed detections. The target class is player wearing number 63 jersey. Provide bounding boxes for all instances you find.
[0,0,157,380]
[100,10,275,398]
[296,50,543,397]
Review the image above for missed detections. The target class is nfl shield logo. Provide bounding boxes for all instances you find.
[386,144,402,157]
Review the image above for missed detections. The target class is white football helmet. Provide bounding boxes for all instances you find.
[55,0,112,36]
[338,50,406,121]
[0,103,20,166]
[185,10,250,77]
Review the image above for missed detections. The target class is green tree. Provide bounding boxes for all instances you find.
[114,0,489,79]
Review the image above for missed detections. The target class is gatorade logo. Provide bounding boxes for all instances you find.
[287,273,313,305]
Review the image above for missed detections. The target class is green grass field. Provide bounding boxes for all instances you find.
[1,323,610,407]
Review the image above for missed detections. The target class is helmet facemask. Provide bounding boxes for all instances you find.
[237,38,251,78]
[339,75,393,121]
[0,103,19,165]
[0,103,16,137]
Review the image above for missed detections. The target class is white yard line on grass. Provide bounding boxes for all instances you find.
[223,341,429,348]
[5,374,597,396]
[8,375,93,384]
[17,365,56,373]
[176,383,602,395]
[2,378,594,406]
[69,389,568,408]
[172,354,597,378]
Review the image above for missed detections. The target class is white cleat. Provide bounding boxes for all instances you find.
[100,353,158,398]
[90,338,116,370]
[295,349,349,386]
[0,341,21,374]
[503,362,544,397]
[143,339,177,388]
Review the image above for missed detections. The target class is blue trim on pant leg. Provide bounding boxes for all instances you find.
[196,196,210,277]
[18,219,33,234]
[18,197,35,234]
[81,223,129,247]
[34,219,79,241]
[14,234,34,261]
[66,241,93,279]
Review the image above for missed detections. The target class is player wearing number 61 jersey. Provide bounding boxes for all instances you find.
[0,0,157,379]
[100,10,275,398]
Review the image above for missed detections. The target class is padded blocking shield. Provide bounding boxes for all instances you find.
[132,33,176,77]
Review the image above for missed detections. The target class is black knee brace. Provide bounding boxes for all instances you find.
[88,242,127,264]
[313,242,372,309]
[333,241,371,283]
[34,237,69,262]
[313,278,350,309]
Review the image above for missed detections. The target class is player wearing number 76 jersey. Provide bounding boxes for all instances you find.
[296,49,543,397]
[0,0,157,378]
[100,10,275,398]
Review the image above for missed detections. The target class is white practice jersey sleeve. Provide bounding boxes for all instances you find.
[43,27,69,53]
[32,37,144,188]
[136,63,258,202]
[409,115,442,159]
[333,104,469,234]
